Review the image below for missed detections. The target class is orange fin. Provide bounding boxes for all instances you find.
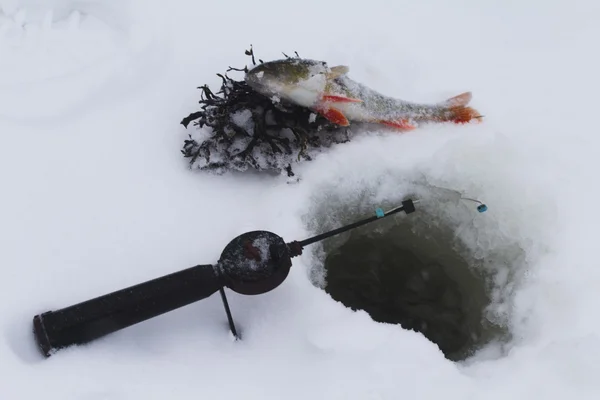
[444,92,472,108]
[322,94,363,103]
[447,106,483,124]
[379,119,416,130]
[317,107,350,126]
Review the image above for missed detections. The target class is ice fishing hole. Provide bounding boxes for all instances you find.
[306,187,523,362]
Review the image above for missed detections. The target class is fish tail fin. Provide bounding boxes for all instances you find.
[438,92,483,124]
[445,105,483,124]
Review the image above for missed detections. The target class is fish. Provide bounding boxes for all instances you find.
[244,58,482,130]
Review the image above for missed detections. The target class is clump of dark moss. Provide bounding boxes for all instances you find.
[180,47,355,177]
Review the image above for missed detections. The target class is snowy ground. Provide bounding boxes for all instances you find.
[2,0,600,398]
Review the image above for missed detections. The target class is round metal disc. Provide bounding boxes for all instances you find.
[217,231,292,295]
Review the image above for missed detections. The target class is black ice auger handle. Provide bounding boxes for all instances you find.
[33,263,223,357]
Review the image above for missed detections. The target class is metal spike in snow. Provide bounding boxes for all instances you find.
[31,199,418,358]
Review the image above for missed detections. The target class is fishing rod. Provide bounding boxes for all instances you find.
[32,196,486,358]
[287,199,418,257]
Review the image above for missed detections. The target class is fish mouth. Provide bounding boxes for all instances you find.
[244,68,285,91]
[244,71,264,89]
[245,76,283,98]
[245,70,296,95]
[244,75,274,97]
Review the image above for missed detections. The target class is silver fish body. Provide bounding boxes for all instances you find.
[245,58,480,129]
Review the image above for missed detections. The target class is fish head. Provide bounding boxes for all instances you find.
[245,59,330,108]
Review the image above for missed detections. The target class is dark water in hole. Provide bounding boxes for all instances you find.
[323,221,508,361]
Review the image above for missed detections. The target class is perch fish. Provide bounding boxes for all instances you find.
[244,58,482,130]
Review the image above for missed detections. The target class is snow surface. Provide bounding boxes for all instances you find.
[2,0,600,398]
